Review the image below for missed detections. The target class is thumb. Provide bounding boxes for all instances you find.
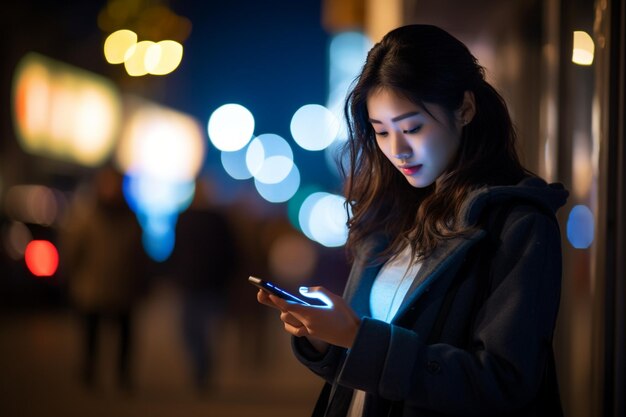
[299,286,335,308]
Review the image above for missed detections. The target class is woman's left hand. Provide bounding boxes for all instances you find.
[268,286,361,349]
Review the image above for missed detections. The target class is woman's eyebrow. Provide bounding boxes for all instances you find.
[368,111,421,124]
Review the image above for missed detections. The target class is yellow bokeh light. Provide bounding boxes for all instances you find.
[146,40,183,75]
[145,43,163,73]
[124,40,154,76]
[104,29,138,64]
[572,31,594,66]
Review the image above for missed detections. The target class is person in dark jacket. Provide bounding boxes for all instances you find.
[257,24,568,416]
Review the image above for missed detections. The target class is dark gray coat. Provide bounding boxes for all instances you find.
[293,177,569,417]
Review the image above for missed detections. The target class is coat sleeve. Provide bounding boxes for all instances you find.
[291,336,346,383]
[291,238,377,383]
[335,209,562,415]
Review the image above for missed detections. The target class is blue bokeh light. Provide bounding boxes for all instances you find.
[329,31,372,85]
[254,163,300,203]
[221,146,253,180]
[566,204,594,249]
[122,174,195,261]
[246,133,294,185]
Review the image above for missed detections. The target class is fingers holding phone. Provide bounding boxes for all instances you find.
[256,288,282,310]
[251,276,360,349]
[252,278,308,333]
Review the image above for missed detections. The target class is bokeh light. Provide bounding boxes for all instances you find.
[115,97,204,262]
[116,97,205,182]
[4,185,58,226]
[298,192,327,240]
[254,164,300,203]
[221,147,253,180]
[24,240,59,277]
[268,233,318,283]
[290,104,340,151]
[246,133,294,184]
[103,29,138,64]
[572,31,594,66]
[567,204,594,249]
[124,40,155,76]
[123,174,195,261]
[325,31,372,173]
[329,31,372,83]
[207,104,255,152]
[12,53,122,167]
[2,221,33,260]
[308,193,349,247]
[141,215,177,263]
[145,40,183,75]
[298,192,350,247]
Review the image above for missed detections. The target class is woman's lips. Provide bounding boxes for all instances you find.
[399,164,423,175]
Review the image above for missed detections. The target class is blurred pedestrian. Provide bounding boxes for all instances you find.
[60,165,147,390]
[168,178,238,392]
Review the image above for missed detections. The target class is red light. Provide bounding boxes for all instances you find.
[24,240,59,277]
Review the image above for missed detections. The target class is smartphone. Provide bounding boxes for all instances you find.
[249,276,321,306]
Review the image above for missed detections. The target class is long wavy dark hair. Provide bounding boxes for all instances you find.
[341,24,531,263]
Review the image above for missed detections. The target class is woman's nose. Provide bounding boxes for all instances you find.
[390,132,413,160]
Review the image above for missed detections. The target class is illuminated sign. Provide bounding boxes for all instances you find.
[12,53,122,166]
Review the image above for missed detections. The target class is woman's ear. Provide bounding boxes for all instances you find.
[457,91,476,126]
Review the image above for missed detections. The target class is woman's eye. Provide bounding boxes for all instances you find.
[404,125,422,134]
[374,131,388,137]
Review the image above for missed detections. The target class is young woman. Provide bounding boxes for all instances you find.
[257,24,568,416]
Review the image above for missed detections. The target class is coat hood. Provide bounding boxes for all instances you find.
[459,177,569,229]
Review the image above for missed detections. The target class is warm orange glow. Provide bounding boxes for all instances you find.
[572,31,594,66]
[12,53,122,166]
[4,185,58,226]
[24,240,59,277]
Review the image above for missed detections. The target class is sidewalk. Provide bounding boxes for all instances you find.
[0,280,321,417]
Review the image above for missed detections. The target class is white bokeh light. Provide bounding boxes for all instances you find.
[207,103,255,151]
[290,104,340,151]
[299,192,328,241]
[116,102,205,182]
[308,193,349,247]
[298,192,349,247]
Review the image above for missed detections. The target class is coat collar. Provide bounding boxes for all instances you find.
[344,228,486,320]
[392,228,485,322]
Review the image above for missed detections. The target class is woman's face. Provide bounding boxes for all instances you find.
[367,88,463,188]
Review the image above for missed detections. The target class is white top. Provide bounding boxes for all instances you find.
[347,246,422,417]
